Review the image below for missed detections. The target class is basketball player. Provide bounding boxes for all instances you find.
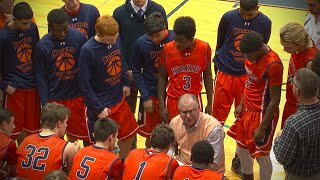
[34,9,89,144]
[122,124,179,180]
[78,15,139,159]
[280,22,317,129]
[0,2,40,143]
[173,140,227,180]
[0,0,14,29]
[212,0,271,175]
[227,32,283,180]
[16,103,80,179]
[61,0,100,39]
[69,118,123,180]
[0,108,16,178]
[158,16,213,122]
[132,12,174,146]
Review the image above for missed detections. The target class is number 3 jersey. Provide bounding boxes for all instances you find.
[123,149,179,180]
[160,39,211,98]
[16,134,68,179]
[69,145,122,180]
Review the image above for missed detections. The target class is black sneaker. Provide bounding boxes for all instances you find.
[231,157,244,179]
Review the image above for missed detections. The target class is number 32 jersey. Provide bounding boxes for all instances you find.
[16,134,68,179]
[160,39,211,98]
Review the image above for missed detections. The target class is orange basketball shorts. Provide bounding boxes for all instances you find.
[4,88,41,140]
[281,101,298,129]
[49,96,89,141]
[212,71,247,126]
[138,96,161,138]
[86,98,139,143]
[227,108,279,158]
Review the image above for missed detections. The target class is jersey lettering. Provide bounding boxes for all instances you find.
[76,156,96,179]
[21,145,50,171]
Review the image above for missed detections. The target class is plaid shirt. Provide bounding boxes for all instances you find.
[274,101,320,176]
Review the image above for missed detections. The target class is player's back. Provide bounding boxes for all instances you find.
[123,148,179,180]
[16,134,68,179]
[173,166,223,180]
[69,145,122,180]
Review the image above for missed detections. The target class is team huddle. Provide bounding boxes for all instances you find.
[0,0,320,179]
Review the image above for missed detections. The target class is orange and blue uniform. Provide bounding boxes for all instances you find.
[0,22,41,139]
[160,39,211,120]
[0,133,17,169]
[212,9,271,126]
[227,50,283,158]
[281,47,318,128]
[16,134,68,179]
[173,166,224,180]
[69,145,122,180]
[123,149,179,180]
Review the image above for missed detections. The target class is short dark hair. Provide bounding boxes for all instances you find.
[173,16,196,40]
[41,103,70,130]
[13,2,33,20]
[294,68,319,99]
[145,12,166,36]
[43,170,67,180]
[240,0,258,11]
[239,31,264,53]
[150,124,175,150]
[311,50,320,78]
[47,9,68,27]
[94,118,120,142]
[191,140,214,165]
[0,108,13,125]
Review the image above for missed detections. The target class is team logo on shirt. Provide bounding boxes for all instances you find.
[76,28,88,39]
[234,34,244,52]
[103,49,122,86]
[151,51,161,69]
[56,53,75,71]
[106,56,122,76]
[13,37,33,72]
[69,22,89,39]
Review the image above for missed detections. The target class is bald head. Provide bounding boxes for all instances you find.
[178,94,198,109]
[294,68,319,99]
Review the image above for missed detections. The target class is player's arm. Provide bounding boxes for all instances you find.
[78,47,105,116]
[34,43,49,105]
[203,44,213,114]
[0,30,8,91]
[4,141,17,177]
[273,121,298,167]
[207,125,225,174]
[262,18,271,44]
[109,158,123,180]
[254,63,283,143]
[63,141,80,170]
[215,13,228,50]
[132,41,154,112]
[33,22,40,43]
[157,51,169,123]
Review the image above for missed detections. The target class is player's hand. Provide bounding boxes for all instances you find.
[234,105,243,119]
[205,104,212,114]
[98,108,111,119]
[5,85,16,95]
[73,141,80,152]
[127,70,134,81]
[253,127,265,145]
[123,86,130,97]
[143,99,155,112]
[159,107,169,124]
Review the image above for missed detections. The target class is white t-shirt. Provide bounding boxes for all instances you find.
[305,13,320,50]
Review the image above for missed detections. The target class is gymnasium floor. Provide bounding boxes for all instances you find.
[20,0,308,179]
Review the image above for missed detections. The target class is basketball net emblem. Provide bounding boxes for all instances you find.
[106,56,122,76]
[154,56,160,69]
[56,53,75,71]
[17,43,32,63]
[234,34,245,52]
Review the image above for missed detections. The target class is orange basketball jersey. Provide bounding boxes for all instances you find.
[16,134,68,179]
[286,47,318,105]
[160,39,211,98]
[244,51,283,111]
[173,166,223,180]
[123,149,179,180]
[0,133,16,167]
[69,145,123,180]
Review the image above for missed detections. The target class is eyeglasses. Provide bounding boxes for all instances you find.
[180,107,197,116]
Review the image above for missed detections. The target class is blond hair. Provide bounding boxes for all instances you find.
[95,15,119,37]
[280,22,309,45]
